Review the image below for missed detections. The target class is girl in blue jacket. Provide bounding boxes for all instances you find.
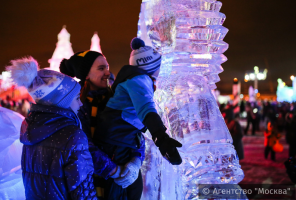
[7,57,97,199]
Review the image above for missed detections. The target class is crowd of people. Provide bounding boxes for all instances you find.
[220,100,296,163]
[0,96,31,117]
[240,100,296,136]
[1,37,296,198]
[2,38,182,200]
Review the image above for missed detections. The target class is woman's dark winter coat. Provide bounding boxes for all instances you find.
[78,90,145,175]
[78,89,117,179]
[78,88,145,200]
[20,104,97,200]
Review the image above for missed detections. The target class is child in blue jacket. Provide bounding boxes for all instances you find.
[95,38,183,199]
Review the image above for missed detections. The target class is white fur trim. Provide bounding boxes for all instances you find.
[6,56,39,88]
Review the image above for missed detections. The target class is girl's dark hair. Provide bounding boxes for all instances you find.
[80,79,91,103]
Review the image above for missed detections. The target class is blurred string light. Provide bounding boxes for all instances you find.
[291,75,295,81]
[253,108,258,114]
[244,66,267,98]
[240,94,244,98]
[244,67,268,81]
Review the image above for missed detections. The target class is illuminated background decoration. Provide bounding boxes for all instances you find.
[244,66,267,97]
[277,76,296,103]
[0,28,103,97]
[90,32,103,53]
[48,26,74,72]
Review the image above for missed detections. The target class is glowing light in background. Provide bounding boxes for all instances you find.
[277,78,295,102]
[0,71,13,90]
[245,68,267,80]
[90,32,102,53]
[245,74,250,80]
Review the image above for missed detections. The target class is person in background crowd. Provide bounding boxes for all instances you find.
[219,103,226,114]
[60,50,146,199]
[5,96,12,110]
[14,99,22,114]
[224,108,244,160]
[239,100,245,115]
[7,56,97,199]
[20,99,30,117]
[264,121,281,161]
[267,102,277,123]
[286,111,296,157]
[244,102,256,135]
[254,101,262,132]
[277,112,285,132]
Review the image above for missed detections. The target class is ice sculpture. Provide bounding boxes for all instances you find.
[90,32,103,53]
[138,0,244,199]
[0,107,25,200]
[48,26,74,72]
[277,78,294,103]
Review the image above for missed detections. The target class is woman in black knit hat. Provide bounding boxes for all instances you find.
[60,51,145,199]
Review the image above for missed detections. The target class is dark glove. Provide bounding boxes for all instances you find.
[153,131,182,165]
[143,112,182,165]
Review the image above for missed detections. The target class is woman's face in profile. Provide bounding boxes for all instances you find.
[87,56,110,90]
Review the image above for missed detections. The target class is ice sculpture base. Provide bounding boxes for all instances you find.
[141,137,244,200]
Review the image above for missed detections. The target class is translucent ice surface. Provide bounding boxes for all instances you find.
[138,0,245,199]
[0,107,25,200]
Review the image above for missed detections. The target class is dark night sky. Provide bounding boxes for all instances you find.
[1,0,296,94]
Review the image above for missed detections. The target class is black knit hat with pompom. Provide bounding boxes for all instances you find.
[59,50,102,86]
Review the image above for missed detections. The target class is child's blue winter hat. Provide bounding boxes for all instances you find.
[6,57,81,108]
[129,38,162,75]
